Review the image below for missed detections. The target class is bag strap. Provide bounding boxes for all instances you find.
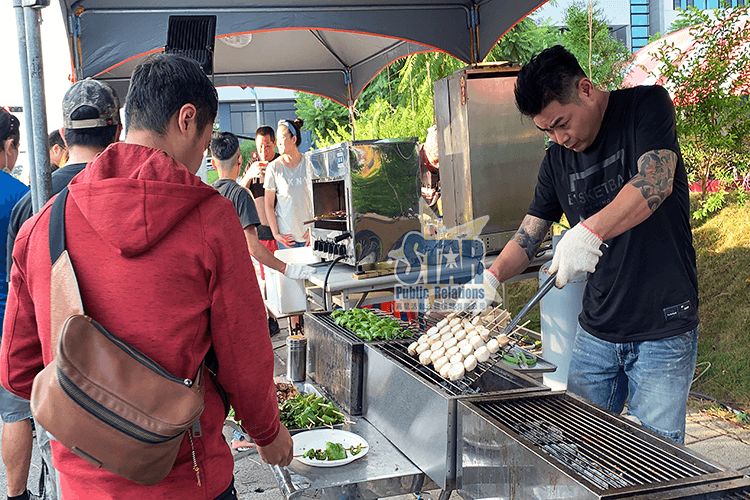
[49,186,69,266]
[49,187,85,352]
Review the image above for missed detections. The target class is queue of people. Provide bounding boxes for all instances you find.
[0,41,699,499]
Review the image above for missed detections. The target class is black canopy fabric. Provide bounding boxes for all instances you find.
[59,0,546,106]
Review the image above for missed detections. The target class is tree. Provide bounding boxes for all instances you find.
[484,16,559,65]
[560,1,633,90]
[652,4,750,210]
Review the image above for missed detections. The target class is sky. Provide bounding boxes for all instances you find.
[1,2,73,132]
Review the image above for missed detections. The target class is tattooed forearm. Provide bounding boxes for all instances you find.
[629,149,677,213]
[511,215,553,262]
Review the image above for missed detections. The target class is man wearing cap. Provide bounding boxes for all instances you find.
[0,107,37,500]
[7,78,122,271]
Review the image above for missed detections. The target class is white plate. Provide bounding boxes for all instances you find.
[293,429,368,467]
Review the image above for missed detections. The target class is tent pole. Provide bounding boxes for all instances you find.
[23,2,53,213]
[13,0,38,210]
[345,69,355,140]
[348,105,355,141]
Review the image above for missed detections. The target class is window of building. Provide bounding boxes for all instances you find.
[674,0,745,9]
[631,0,650,52]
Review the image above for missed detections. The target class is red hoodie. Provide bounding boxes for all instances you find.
[1,143,279,499]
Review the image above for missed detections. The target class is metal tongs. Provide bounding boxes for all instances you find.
[496,271,557,367]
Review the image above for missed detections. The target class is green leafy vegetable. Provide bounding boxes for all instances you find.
[279,394,345,430]
[325,442,347,460]
[331,308,413,342]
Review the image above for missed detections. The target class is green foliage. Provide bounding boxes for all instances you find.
[238,139,256,176]
[653,4,750,201]
[484,16,559,65]
[560,1,633,90]
[295,92,350,145]
[693,191,728,223]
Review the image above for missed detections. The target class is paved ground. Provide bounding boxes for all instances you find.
[1,325,748,498]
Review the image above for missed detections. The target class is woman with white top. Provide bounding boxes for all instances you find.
[263,118,312,249]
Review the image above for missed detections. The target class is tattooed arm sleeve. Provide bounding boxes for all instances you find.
[511,215,554,262]
[627,149,677,213]
[583,149,678,240]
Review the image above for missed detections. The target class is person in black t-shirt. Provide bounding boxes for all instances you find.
[475,45,698,444]
[238,126,280,275]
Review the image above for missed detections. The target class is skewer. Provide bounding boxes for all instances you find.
[294,445,369,458]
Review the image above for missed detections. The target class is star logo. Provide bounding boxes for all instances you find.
[443,248,459,269]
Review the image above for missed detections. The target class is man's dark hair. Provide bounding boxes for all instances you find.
[210,131,240,163]
[63,106,120,149]
[0,109,20,151]
[48,129,65,149]
[255,125,275,142]
[125,53,218,135]
[515,45,587,117]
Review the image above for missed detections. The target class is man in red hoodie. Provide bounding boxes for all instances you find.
[1,53,292,499]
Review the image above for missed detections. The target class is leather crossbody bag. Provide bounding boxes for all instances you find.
[30,186,206,485]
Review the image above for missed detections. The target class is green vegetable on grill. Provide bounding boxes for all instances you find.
[330,308,413,342]
[279,393,345,430]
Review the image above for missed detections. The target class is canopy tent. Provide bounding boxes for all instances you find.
[58,0,547,107]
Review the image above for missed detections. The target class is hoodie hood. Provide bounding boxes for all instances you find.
[67,142,219,257]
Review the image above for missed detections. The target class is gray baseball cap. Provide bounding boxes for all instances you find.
[62,78,121,130]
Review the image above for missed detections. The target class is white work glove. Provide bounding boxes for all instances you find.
[465,269,502,311]
[549,222,603,289]
[283,263,317,280]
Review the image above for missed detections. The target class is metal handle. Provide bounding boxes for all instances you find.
[271,465,303,500]
[499,272,557,338]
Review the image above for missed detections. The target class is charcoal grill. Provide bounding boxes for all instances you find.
[306,309,419,415]
[363,341,548,490]
[457,391,750,499]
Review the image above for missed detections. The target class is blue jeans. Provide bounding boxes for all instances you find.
[278,240,306,250]
[567,323,698,444]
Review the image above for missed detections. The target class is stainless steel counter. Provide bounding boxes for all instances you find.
[270,411,437,500]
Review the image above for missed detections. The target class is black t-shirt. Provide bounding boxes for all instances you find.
[7,162,87,277]
[247,153,279,241]
[527,86,698,342]
[211,178,261,230]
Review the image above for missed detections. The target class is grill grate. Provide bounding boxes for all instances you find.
[472,393,716,491]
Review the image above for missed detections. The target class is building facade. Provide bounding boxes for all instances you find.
[534,0,746,52]
[216,86,312,152]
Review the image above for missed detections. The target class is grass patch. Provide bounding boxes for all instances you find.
[691,196,750,409]
[503,279,542,334]
[206,170,218,185]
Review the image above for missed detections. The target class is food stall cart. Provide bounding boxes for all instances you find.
[260,307,750,500]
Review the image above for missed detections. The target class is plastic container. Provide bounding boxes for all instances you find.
[287,336,307,382]
[538,234,586,391]
[266,247,317,314]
